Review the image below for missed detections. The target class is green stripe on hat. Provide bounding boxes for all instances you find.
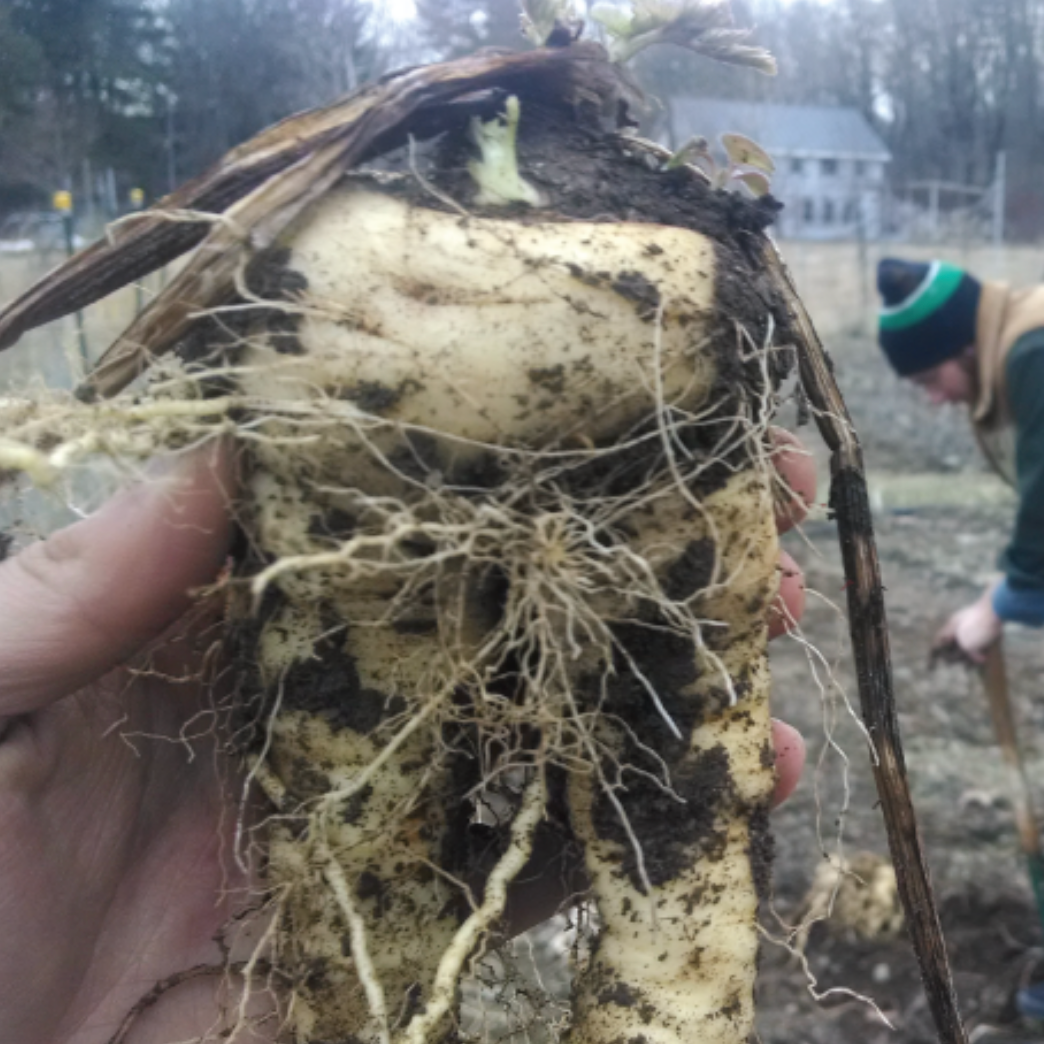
[879,262,965,331]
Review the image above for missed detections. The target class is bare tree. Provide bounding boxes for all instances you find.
[414,0,530,58]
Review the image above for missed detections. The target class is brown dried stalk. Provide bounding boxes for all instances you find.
[765,244,968,1044]
[0,43,629,399]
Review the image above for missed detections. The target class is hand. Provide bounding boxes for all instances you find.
[0,445,262,1044]
[0,430,814,1041]
[768,426,815,806]
[933,581,1004,665]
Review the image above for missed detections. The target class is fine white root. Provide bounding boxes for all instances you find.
[322,841,393,1044]
[404,769,548,1044]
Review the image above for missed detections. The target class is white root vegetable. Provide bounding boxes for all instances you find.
[223,149,784,1041]
[0,56,789,1044]
[566,473,777,1044]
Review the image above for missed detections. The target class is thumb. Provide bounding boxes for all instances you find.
[0,443,234,718]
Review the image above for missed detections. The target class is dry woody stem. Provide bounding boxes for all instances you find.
[765,245,968,1044]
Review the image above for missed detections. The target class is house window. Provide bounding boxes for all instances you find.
[855,161,866,176]
[803,199,815,223]
[791,157,804,174]
[823,199,835,225]
[844,199,860,224]
[821,158,838,176]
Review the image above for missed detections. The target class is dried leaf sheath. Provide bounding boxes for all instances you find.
[0,44,628,384]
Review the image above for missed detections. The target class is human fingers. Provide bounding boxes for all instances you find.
[931,607,989,666]
[0,442,234,718]
[933,614,958,650]
[764,433,813,805]
[770,718,805,807]
[928,621,963,668]
[953,616,990,665]
[771,428,817,534]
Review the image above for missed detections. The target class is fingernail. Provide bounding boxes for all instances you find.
[91,450,204,520]
[143,442,223,491]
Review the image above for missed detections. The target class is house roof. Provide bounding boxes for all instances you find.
[667,98,892,161]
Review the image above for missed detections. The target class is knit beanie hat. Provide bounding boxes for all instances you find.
[877,258,982,377]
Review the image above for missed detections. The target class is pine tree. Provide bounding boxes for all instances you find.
[0,0,163,209]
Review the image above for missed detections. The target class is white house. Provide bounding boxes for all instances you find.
[667,98,893,240]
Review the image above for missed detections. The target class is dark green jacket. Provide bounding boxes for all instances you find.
[995,329,1044,623]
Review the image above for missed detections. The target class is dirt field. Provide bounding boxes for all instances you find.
[3,236,1044,1040]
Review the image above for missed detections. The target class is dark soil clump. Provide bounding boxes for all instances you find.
[592,740,733,890]
[663,539,717,602]
[175,246,309,376]
[748,806,775,904]
[282,631,406,735]
[587,621,737,890]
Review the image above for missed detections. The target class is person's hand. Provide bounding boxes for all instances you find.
[765,427,815,805]
[0,429,814,1041]
[0,444,264,1044]
[933,580,1004,665]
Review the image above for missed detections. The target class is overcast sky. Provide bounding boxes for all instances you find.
[381,0,836,26]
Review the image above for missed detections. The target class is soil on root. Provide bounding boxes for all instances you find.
[363,86,794,422]
[176,246,310,378]
[210,57,794,1039]
[229,76,794,758]
[282,631,407,736]
[586,621,741,891]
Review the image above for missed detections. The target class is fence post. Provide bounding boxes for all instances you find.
[52,190,90,371]
[129,187,146,314]
[992,151,1007,247]
[857,199,869,333]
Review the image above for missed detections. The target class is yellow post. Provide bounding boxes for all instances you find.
[129,189,146,312]
[53,191,88,367]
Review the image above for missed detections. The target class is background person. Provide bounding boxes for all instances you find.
[878,257,1044,661]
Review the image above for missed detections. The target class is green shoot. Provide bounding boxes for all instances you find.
[468,96,547,208]
[665,135,715,171]
[666,133,775,197]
